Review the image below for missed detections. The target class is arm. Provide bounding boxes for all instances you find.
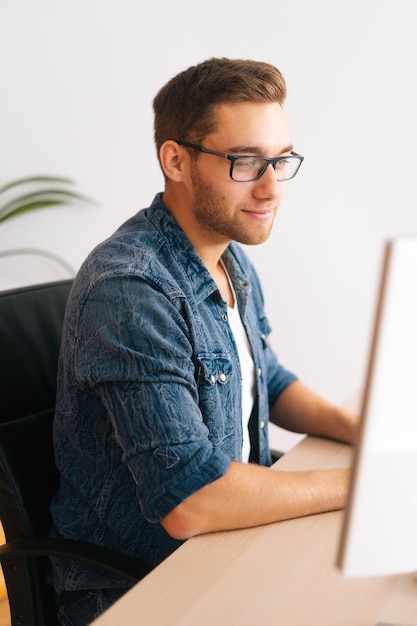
[161,381,358,541]
[270,380,359,445]
[161,459,350,540]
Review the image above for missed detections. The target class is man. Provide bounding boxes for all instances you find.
[51,57,357,624]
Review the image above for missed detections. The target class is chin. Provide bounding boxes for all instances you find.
[237,229,273,246]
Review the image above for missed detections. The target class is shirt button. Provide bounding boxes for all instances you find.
[257,368,262,377]
[260,420,265,429]
[210,375,216,384]
[222,313,228,322]
[219,373,227,382]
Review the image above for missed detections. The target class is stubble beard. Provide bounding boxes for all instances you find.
[190,166,276,246]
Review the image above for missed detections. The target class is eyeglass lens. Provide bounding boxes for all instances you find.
[231,155,302,182]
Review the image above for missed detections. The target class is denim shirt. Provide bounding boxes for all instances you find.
[50,193,297,592]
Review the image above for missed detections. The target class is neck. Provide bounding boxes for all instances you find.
[162,188,230,274]
[162,190,234,305]
[212,260,235,308]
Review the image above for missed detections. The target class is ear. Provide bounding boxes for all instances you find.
[159,140,189,183]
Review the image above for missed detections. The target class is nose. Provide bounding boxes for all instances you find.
[252,163,285,201]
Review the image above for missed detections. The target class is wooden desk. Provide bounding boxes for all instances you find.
[93,437,417,626]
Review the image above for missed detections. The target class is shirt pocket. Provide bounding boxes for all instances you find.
[196,352,237,447]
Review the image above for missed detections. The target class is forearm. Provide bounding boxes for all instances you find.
[270,380,358,444]
[161,460,350,540]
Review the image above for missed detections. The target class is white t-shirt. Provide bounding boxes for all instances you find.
[227,299,256,463]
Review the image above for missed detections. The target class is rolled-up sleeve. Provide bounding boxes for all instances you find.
[74,275,231,522]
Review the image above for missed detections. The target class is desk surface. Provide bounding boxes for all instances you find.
[93,437,417,626]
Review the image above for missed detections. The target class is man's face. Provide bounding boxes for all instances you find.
[189,101,292,247]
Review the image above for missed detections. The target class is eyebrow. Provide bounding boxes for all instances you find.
[228,144,294,156]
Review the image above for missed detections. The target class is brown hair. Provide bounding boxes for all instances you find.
[153,57,287,156]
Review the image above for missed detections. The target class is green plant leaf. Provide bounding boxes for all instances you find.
[0,189,94,222]
[0,174,95,231]
[0,247,76,275]
[0,199,71,223]
[0,175,74,196]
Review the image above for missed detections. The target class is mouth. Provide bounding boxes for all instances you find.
[242,208,275,221]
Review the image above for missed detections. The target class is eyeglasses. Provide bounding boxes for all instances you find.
[174,139,304,183]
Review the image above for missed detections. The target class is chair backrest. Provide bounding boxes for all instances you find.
[0,280,73,536]
[0,279,73,425]
[0,280,72,625]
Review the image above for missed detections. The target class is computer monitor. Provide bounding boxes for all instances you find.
[337,235,417,578]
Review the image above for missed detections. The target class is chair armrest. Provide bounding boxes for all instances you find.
[270,448,284,463]
[0,537,152,583]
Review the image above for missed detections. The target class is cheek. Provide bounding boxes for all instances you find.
[204,176,238,206]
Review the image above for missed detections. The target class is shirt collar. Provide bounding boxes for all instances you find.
[146,193,251,306]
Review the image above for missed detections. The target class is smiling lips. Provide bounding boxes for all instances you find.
[243,208,275,220]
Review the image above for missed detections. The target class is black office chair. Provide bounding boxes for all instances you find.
[0,280,153,626]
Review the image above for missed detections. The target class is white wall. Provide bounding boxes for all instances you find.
[1,1,417,444]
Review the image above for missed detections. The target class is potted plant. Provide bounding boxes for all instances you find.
[0,175,94,277]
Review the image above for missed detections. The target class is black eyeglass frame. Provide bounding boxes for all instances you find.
[174,139,304,182]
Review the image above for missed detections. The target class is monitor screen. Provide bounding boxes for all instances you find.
[337,235,417,577]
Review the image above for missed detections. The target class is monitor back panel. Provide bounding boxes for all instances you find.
[338,235,417,577]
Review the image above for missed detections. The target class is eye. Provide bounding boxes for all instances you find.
[275,157,290,170]
[234,157,263,170]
